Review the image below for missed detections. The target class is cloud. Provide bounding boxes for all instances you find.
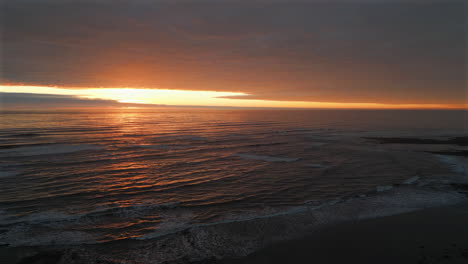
[0,92,123,108]
[1,0,466,105]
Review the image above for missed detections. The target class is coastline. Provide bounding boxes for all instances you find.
[222,201,468,264]
[2,184,467,264]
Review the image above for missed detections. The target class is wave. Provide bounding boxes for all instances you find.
[305,163,326,168]
[136,210,194,240]
[106,185,467,264]
[375,185,393,192]
[0,202,181,226]
[136,144,189,150]
[436,154,467,176]
[130,156,464,247]
[2,173,466,252]
[0,170,17,178]
[0,227,95,247]
[12,183,461,258]
[308,142,328,147]
[0,143,54,150]
[7,133,42,138]
[101,154,468,263]
[0,202,185,246]
[235,153,300,162]
[402,176,420,185]
[151,135,208,142]
[0,144,103,157]
[133,177,462,244]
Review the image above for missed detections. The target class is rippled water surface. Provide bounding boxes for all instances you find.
[0,109,466,246]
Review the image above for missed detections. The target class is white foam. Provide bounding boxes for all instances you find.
[376,185,393,192]
[0,144,102,157]
[402,176,420,185]
[28,211,78,223]
[305,163,325,168]
[236,153,300,162]
[108,201,180,218]
[0,170,17,178]
[0,226,95,247]
[136,210,193,240]
[312,198,343,209]
[137,199,349,242]
[0,210,9,223]
[127,187,467,264]
[0,201,181,226]
[0,211,83,226]
[436,155,467,176]
[354,188,466,219]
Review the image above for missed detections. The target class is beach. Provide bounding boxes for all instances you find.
[223,202,468,264]
[3,201,468,264]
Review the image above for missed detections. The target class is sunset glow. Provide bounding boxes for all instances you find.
[1,2,467,261]
[2,1,465,110]
[1,85,465,109]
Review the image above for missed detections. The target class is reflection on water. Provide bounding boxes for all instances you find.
[0,109,466,245]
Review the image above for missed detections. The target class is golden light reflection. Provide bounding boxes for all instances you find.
[1,85,466,109]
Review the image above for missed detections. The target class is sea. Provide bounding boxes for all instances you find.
[0,109,467,253]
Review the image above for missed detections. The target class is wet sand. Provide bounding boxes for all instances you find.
[222,202,468,264]
[4,202,467,264]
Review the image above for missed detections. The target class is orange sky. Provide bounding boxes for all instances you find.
[1,2,466,109]
[1,85,466,109]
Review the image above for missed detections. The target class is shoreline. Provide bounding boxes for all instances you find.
[4,201,468,264]
[2,184,467,264]
[222,201,468,264]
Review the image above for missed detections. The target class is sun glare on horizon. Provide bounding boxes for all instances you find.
[0,85,466,109]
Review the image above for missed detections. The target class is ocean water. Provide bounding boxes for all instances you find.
[0,109,467,247]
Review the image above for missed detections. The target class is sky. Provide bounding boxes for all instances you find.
[0,0,467,109]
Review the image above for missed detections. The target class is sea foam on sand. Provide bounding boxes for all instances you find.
[43,179,467,263]
[61,186,466,264]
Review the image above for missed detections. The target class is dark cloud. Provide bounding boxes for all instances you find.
[0,92,122,108]
[1,0,466,104]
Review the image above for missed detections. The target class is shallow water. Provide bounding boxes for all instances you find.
[0,109,466,246]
